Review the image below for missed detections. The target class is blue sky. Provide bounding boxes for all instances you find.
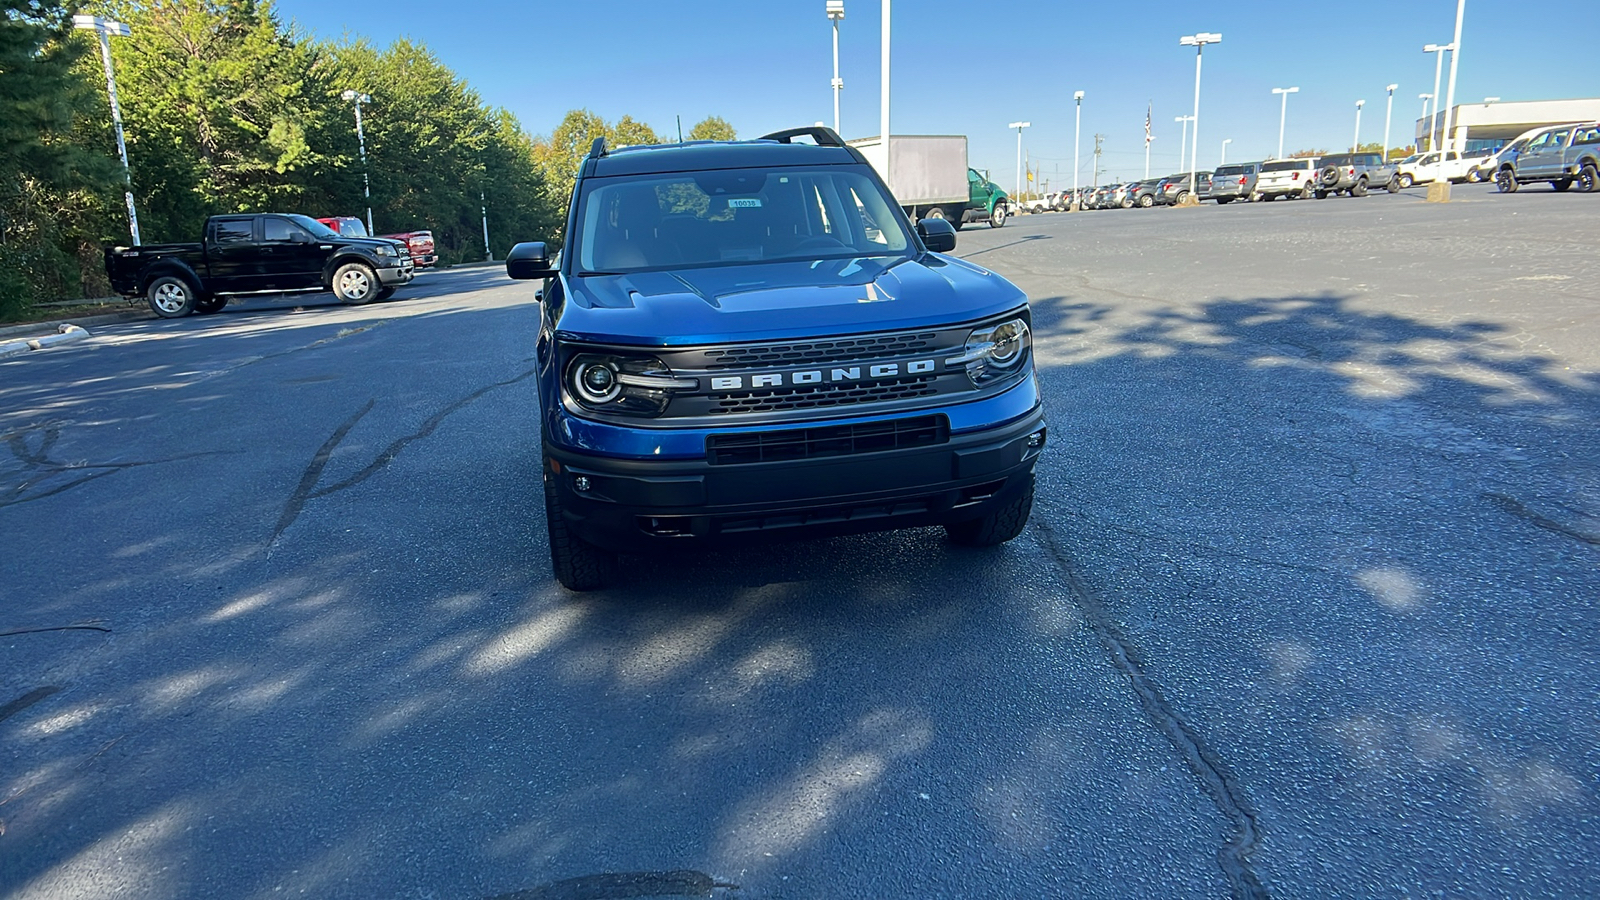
[275,0,1594,187]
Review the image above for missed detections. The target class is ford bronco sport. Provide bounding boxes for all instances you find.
[504,127,1047,590]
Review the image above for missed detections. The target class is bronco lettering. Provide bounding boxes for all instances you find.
[707,359,939,392]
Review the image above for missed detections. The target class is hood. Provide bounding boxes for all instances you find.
[554,254,1027,346]
[340,236,407,252]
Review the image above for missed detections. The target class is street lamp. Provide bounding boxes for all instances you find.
[1072,90,1084,210]
[1009,121,1031,200]
[73,15,139,245]
[1423,42,1454,153]
[1483,96,1500,104]
[1220,138,1232,166]
[826,0,845,134]
[1272,87,1299,159]
[1178,32,1221,203]
[1174,115,1193,178]
[1441,0,1467,156]
[1352,99,1365,153]
[341,89,373,236]
[1418,92,1433,149]
[1382,84,1399,161]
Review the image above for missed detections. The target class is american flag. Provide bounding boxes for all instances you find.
[1145,103,1152,144]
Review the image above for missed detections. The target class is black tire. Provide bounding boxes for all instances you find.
[1495,168,1518,193]
[989,203,1007,228]
[1351,178,1369,197]
[947,207,965,230]
[1579,163,1599,194]
[1250,191,1265,202]
[1299,185,1313,200]
[1397,173,1414,189]
[1313,190,1329,200]
[1551,179,1572,192]
[1386,176,1401,194]
[1317,166,1341,188]
[1215,197,1233,204]
[921,205,947,222]
[1138,194,1155,208]
[543,471,615,591]
[146,275,197,318]
[1120,197,1133,209]
[332,261,379,304]
[1466,168,1485,184]
[193,295,227,315]
[373,286,397,302]
[945,475,1034,547]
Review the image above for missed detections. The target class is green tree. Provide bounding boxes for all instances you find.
[688,116,735,142]
[0,0,122,314]
[611,114,659,148]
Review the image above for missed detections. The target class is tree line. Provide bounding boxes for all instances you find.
[0,0,734,317]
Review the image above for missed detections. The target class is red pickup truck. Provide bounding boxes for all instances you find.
[315,217,437,267]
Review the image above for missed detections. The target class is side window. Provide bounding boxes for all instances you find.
[1575,127,1600,146]
[1528,133,1553,151]
[1548,129,1572,147]
[211,220,253,245]
[261,218,306,243]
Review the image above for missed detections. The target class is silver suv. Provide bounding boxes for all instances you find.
[1311,152,1400,198]
[1208,162,1259,203]
[1494,122,1600,193]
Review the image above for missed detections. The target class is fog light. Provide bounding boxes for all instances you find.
[573,476,591,492]
[1027,430,1046,448]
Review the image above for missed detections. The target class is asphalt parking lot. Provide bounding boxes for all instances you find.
[3,186,1597,899]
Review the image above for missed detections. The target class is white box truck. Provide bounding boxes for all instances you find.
[849,134,1010,228]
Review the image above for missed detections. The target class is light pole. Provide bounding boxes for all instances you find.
[1382,84,1398,160]
[1272,87,1299,159]
[1418,93,1433,149]
[1441,0,1467,154]
[1220,138,1232,166]
[1178,32,1221,203]
[481,191,491,262]
[1145,136,1155,180]
[341,89,374,236]
[826,1,845,134]
[73,15,139,245]
[1352,99,1365,153]
[1072,90,1083,210]
[1423,43,1453,153]
[1174,115,1193,176]
[1009,121,1031,200]
[880,0,890,187]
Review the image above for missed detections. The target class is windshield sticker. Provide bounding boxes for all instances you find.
[728,198,763,208]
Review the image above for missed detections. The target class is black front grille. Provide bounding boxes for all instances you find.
[707,415,949,465]
[709,375,939,415]
[700,333,938,370]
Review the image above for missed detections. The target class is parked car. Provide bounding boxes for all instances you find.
[1253,158,1318,200]
[1155,173,1207,206]
[1460,148,1496,183]
[1107,183,1134,209]
[1492,122,1600,193]
[106,213,413,317]
[1311,152,1400,198]
[500,124,1044,590]
[316,215,369,238]
[1128,178,1163,208]
[1207,162,1259,203]
[381,229,437,267]
[1394,150,1475,187]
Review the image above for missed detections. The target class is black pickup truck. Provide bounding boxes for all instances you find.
[106,213,415,318]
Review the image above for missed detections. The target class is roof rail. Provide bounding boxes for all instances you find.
[587,136,607,159]
[758,126,847,148]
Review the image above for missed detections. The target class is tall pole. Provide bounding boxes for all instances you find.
[1419,93,1433,149]
[1009,122,1031,199]
[1175,116,1190,176]
[1352,100,1365,153]
[827,1,845,134]
[1073,91,1083,210]
[481,191,491,262]
[1426,44,1448,152]
[1382,84,1398,160]
[1178,34,1218,201]
[1441,0,1466,154]
[1145,137,1153,179]
[1221,138,1232,166]
[74,16,139,245]
[880,0,890,188]
[1273,87,1298,159]
[343,90,373,236]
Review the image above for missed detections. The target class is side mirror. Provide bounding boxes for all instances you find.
[916,217,957,253]
[506,241,556,281]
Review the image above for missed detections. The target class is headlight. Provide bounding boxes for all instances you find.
[564,351,696,418]
[374,244,394,257]
[946,317,1030,383]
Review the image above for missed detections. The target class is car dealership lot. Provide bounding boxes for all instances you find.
[3,190,1597,899]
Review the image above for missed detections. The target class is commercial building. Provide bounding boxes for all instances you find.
[1418,98,1600,152]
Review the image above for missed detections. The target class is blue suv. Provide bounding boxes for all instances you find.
[505,127,1046,590]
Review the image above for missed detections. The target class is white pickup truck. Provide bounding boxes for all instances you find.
[1395,150,1474,187]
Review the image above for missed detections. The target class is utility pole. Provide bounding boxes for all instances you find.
[481,191,491,262]
[73,16,139,245]
[1092,133,1104,187]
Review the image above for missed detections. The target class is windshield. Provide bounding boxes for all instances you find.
[572,166,912,275]
[290,215,341,239]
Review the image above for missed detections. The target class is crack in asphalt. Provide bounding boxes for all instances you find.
[1484,492,1600,547]
[1,422,228,509]
[1034,519,1269,900]
[270,369,537,547]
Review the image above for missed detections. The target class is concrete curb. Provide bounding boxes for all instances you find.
[0,308,154,340]
[0,324,92,359]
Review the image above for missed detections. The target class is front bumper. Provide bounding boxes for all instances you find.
[378,263,415,286]
[547,404,1047,551]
